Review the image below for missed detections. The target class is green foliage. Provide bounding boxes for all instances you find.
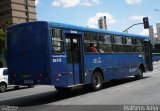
[0,29,6,53]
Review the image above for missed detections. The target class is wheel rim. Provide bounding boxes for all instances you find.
[0,85,6,92]
[139,69,143,77]
[93,74,101,88]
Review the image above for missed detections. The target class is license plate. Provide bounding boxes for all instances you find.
[24,80,34,84]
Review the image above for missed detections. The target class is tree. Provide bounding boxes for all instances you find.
[0,29,6,54]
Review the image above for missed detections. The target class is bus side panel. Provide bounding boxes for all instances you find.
[51,56,70,87]
[50,57,76,88]
[84,53,145,84]
[83,54,103,83]
[118,53,145,77]
[84,71,93,84]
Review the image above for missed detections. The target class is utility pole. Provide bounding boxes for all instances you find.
[25,0,29,22]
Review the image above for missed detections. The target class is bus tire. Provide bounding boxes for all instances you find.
[0,83,7,93]
[135,68,143,80]
[91,71,103,91]
[55,86,71,92]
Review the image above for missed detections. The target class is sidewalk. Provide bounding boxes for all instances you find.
[153,61,160,65]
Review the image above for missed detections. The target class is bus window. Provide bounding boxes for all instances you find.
[134,38,144,52]
[124,37,134,52]
[126,37,132,45]
[52,29,64,54]
[113,36,124,52]
[99,34,112,53]
[84,32,98,53]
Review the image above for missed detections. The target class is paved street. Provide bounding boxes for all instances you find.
[0,62,160,111]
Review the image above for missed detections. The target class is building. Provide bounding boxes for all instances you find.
[156,23,160,41]
[0,0,36,68]
[0,0,36,28]
[98,16,107,30]
[149,25,154,38]
[149,25,154,44]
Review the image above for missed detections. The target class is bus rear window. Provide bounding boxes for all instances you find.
[52,29,64,54]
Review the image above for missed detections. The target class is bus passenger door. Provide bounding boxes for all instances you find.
[66,34,84,85]
[144,41,153,71]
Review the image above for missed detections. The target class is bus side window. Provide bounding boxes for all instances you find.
[134,38,144,52]
[99,34,112,53]
[84,32,98,53]
[112,35,124,52]
[124,37,134,52]
[52,29,64,54]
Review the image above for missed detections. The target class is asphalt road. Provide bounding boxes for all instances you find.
[0,62,160,111]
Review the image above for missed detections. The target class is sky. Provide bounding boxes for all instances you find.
[35,0,160,36]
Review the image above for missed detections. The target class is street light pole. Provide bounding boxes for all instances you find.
[123,23,143,32]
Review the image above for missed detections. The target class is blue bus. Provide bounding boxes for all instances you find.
[7,21,153,91]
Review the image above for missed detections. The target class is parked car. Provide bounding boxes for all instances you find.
[0,68,34,93]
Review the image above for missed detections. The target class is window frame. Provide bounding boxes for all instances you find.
[123,36,134,53]
[51,28,65,54]
[3,69,8,76]
[133,38,144,53]
[84,32,99,54]
[112,35,124,53]
[98,34,113,53]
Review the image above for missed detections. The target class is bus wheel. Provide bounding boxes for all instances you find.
[135,68,143,80]
[91,71,103,91]
[55,86,71,92]
[0,83,7,93]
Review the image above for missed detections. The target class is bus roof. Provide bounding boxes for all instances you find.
[48,21,150,40]
[8,21,150,40]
